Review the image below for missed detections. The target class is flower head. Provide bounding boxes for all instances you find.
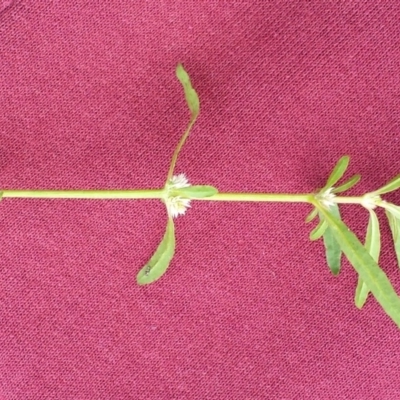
[361,194,381,210]
[165,173,191,218]
[169,173,190,189]
[316,188,336,209]
[166,196,191,218]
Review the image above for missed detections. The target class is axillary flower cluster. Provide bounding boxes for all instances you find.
[164,174,192,218]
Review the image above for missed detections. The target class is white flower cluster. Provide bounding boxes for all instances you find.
[165,173,191,218]
[361,194,381,210]
[317,188,336,209]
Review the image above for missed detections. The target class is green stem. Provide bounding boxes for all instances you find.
[166,117,197,183]
[1,189,165,199]
[197,193,313,203]
[333,196,364,204]
[0,190,367,205]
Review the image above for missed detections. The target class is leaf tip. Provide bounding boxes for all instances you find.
[175,62,185,77]
[175,63,200,117]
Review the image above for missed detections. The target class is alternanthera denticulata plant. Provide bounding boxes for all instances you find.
[3,64,400,328]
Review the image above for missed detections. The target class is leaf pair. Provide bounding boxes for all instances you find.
[322,155,361,194]
[316,202,400,329]
[309,205,342,276]
[137,64,217,285]
[306,155,360,225]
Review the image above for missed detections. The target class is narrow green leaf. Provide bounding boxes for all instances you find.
[386,210,400,267]
[383,203,400,220]
[322,204,342,275]
[317,204,400,329]
[355,209,381,309]
[324,155,350,189]
[309,218,328,241]
[177,185,218,199]
[332,174,361,193]
[176,63,200,118]
[166,64,200,181]
[364,209,381,261]
[137,217,175,285]
[355,278,369,310]
[305,207,318,223]
[375,174,400,195]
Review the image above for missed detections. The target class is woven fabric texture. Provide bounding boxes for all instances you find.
[0,1,400,399]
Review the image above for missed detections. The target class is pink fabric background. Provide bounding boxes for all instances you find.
[0,1,400,398]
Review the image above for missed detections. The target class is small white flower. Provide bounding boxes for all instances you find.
[169,173,190,189]
[361,194,381,210]
[165,173,191,218]
[316,188,336,208]
[166,196,191,218]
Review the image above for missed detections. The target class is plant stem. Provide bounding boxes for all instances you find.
[197,193,313,203]
[0,190,367,205]
[1,189,165,199]
[166,117,197,182]
[333,196,365,204]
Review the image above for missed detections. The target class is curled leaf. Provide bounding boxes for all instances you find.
[176,63,199,118]
[137,217,176,285]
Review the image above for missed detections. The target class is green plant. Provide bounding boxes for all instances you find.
[3,65,400,328]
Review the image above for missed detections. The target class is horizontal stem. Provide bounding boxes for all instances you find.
[333,196,364,204]
[198,193,313,203]
[1,189,165,199]
[0,190,365,205]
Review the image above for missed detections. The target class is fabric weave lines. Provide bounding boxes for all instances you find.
[0,1,400,399]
